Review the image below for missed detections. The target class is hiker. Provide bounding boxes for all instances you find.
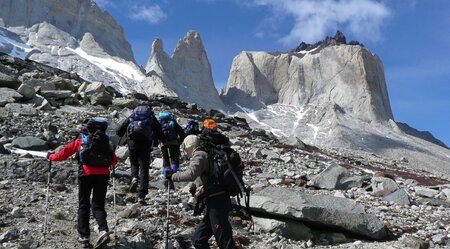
[184,119,201,136]
[201,118,219,134]
[47,118,117,249]
[164,135,237,249]
[116,105,165,205]
[158,112,186,176]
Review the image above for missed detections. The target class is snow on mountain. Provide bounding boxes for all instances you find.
[0,29,34,59]
[67,47,145,93]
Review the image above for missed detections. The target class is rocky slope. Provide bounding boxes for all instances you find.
[144,31,226,111]
[1,52,450,249]
[220,31,450,180]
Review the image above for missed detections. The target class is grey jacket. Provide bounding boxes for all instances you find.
[171,150,210,188]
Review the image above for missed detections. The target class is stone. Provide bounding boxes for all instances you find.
[0,142,10,154]
[115,146,129,161]
[372,176,399,197]
[253,217,313,241]
[441,188,450,199]
[25,94,52,111]
[17,84,36,100]
[0,87,22,106]
[112,98,139,109]
[250,186,390,240]
[414,186,439,198]
[40,90,73,100]
[10,206,24,218]
[382,189,411,206]
[399,234,430,249]
[5,103,38,116]
[11,136,49,151]
[0,64,20,89]
[307,163,349,190]
[0,229,19,243]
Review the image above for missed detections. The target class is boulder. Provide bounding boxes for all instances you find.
[25,94,52,111]
[0,142,10,154]
[0,65,20,89]
[371,176,399,197]
[0,87,22,106]
[249,186,390,240]
[40,90,73,100]
[112,98,139,109]
[414,186,439,198]
[307,164,350,190]
[5,103,38,116]
[11,136,49,151]
[82,82,112,106]
[253,217,313,241]
[17,83,36,100]
[399,234,430,249]
[383,189,411,206]
[90,91,112,106]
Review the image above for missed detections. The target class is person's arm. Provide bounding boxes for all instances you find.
[152,116,167,144]
[116,118,130,138]
[49,139,79,161]
[171,152,206,182]
[175,121,186,141]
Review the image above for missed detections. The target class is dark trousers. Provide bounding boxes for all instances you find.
[192,195,236,249]
[78,175,109,237]
[161,144,180,167]
[128,141,151,198]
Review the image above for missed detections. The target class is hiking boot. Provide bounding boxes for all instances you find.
[77,236,91,248]
[129,177,138,193]
[138,197,147,205]
[93,230,110,249]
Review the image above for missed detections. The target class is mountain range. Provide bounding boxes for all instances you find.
[1,0,449,179]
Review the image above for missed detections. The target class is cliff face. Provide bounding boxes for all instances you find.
[221,44,393,123]
[0,0,133,61]
[144,31,226,111]
[0,0,145,94]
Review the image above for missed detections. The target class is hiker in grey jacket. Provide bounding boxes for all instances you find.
[165,135,236,249]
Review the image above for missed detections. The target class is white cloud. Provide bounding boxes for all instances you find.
[250,0,391,46]
[129,5,167,24]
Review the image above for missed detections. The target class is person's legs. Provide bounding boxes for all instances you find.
[77,176,93,238]
[161,144,170,168]
[128,142,140,180]
[207,195,236,249]
[192,210,214,249]
[91,175,109,233]
[169,144,181,166]
[138,146,151,199]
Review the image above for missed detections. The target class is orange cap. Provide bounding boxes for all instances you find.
[203,118,218,131]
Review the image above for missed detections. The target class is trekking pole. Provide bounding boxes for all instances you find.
[165,146,174,249]
[112,135,124,247]
[43,160,52,238]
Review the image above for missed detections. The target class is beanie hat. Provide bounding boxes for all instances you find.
[182,135,200,159]
[203,118,217,131]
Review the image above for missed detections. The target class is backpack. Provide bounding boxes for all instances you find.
[184,120,200,136]
[199,132,246,197]
[127,105,153,142]
[158,112,178,141]
[79,119,114,168]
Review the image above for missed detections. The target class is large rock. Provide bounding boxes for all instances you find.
[307,163,349,189]
[0,63,20,89]
[144,31,226,111]
[253,217,313,241]
[4,103,38,116]
[383,189,411,206]
[249,186,390,240]
[11,136,48,151]
[25,94,52,111]
[82,82,112,106]
[40,90,73,100]
[0,87,22,106]
[17,83,36,100]
[372,176,399,197]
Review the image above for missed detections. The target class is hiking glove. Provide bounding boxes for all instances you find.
[46,152,53,160]
[171,163,179,173]
[163,168,173,180]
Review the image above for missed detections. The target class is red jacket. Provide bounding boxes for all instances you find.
[49,138,117,176]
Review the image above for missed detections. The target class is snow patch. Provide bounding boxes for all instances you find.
[298,46,319,55]
[235,103,287,137]
[0,31,35,59]
[67,47,145,92]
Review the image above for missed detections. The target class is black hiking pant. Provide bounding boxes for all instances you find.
[78,175,109,238]
[161,144,180,167]
[192,194,236,249]
[128,140,152,199]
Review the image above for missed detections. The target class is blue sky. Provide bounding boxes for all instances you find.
[96,0,450,147]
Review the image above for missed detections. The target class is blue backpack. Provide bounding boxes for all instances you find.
[184,120,200,136]
[158,112,178,141]
[79,118,114,168]
[127,105,153,142]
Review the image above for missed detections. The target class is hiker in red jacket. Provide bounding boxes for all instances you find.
[48,118,117,249]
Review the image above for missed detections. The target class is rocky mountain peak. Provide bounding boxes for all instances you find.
[0,0,134,61]
[292,30,362,53]
[144,30,226,111]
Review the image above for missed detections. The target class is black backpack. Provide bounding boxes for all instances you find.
[158,112,178,141]
[184,120,200,136]
[127,105,153,142]
[199,132,247,197]
[79,119,114,168]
